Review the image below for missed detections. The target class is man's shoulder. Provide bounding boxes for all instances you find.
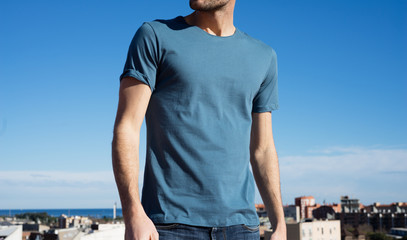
[238,29,277,57]
[140,15,182,34]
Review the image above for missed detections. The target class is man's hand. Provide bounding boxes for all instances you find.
[124,213,159,240]
[270,225,287,240]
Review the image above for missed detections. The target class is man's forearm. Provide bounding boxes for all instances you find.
[112,126,145,224]
[251,146,285,231]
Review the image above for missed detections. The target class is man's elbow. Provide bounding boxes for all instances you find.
[112,122,140,149]
[250,139,275,155]
[114,117,140,137]
[250,143,276,165]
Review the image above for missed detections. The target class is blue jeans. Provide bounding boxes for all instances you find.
[154,223,260,240]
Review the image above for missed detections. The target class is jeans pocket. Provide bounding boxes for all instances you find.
[154,223,180,229]
[241,224,260,232]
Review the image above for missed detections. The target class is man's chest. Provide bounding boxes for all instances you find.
[154,39,268,100]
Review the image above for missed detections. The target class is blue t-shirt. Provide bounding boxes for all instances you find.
[119,15,279,227]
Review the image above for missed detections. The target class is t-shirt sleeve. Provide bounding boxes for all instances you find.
[119,22,159,92]
[252,48,279,113]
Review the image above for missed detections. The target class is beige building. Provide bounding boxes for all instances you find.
[0,225,23,240]
[58,214,93,229]
[81,223,125,240]
[265,219,340,240]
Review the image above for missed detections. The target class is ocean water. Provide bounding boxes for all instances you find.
[0,208,123,219]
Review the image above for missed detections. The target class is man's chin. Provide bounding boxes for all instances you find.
[189,0,201,10]
[189,0,229,11]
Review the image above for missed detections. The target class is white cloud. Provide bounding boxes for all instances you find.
[0,171,119,208]
[262,146,407,205]
[280,146,407,177]
[0,171,114,185]
[1,146,406,209]
[0,169,146,209]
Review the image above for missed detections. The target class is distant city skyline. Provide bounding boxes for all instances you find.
[0,0,406,208]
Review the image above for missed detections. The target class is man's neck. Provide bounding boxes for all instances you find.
[184,3,236,37]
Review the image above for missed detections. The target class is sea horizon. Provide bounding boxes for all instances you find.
[0,208,123,219]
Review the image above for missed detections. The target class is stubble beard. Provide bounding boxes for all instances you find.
[189,0,230,11]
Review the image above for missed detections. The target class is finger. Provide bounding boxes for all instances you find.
[151,232,159,240]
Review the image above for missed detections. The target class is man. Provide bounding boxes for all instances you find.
[112,0,286,239]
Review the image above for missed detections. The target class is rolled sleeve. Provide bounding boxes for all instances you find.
[252,48,279,113]
[119,22,159,92]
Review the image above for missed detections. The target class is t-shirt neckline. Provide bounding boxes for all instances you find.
[176,15,240,39]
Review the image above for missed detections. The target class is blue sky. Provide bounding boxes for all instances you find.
[0,0,406,209]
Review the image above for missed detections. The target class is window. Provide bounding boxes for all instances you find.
[321,227,324,234]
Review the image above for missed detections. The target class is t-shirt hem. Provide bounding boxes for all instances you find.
[252,104,279,113]
[149,215,260,228]
[119,69,154,92]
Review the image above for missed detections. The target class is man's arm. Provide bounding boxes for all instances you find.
[250,111,286,239]
[112,77,158,240]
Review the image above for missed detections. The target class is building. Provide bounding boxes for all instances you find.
[81,224,125,240]
[264,219,341,240]
[388,228,407,239]
[22,223,50,233]
[362,202,407,231]
[256,203,268,218]
[295,196,320,219]
[284,204,301,222]
[335,200,407,233]
[313,205,337,220]
[0,225,22,240]
[45,228,80,240]
[365,212,407,232]
[57,214,92,229]
[58,215,68,229]
[363,202,407,214]
[341,196,362,213]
